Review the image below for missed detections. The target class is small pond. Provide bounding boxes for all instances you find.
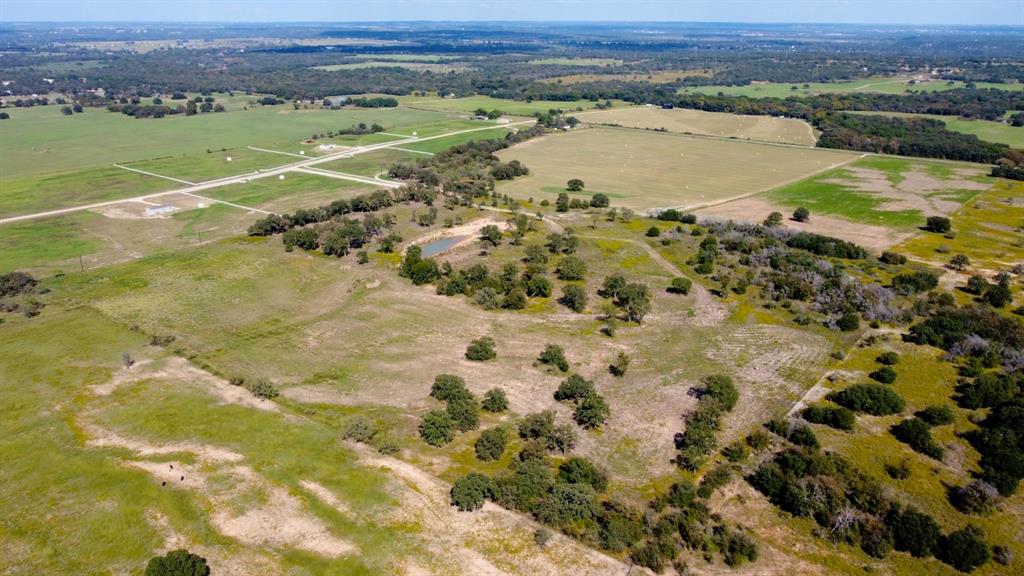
[420,235,470,257]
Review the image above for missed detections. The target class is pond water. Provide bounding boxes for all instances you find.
[420,235,470,257]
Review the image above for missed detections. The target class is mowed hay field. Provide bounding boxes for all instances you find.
[0,103,456,179]
[575,106,817,145]
[495,128,858,210]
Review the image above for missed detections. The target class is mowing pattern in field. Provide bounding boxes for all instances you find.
[766,156,993,229]
[495,128,858,210]
[0,104,456,179]
[575,106,816,145]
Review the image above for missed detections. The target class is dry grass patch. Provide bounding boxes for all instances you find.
[576,106,817,146]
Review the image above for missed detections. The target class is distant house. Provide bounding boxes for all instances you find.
[660,103,674,109]
[145,205,177,217]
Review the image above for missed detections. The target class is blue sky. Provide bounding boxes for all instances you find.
[1,1,1022,25]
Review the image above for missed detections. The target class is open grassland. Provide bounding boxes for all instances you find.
[0,305,631,575]
[122,147,299,183]
[317,148,425,177]
[681,77,1024,98]
[0,173,374,274]
[0,103,456,178]
[398,95,613,116]
[895,179,1024,271]
[575,106,817,145]
[0,165,175,219]
[494,127,858,210]
[766,156,993,230]
[850,111,1024,148]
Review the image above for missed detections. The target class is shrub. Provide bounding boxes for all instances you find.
[925,216,952,233]
[886,506,941,557]
[892,271,940,295]
[787,424,819,448]
[538,343,570,371]
[145,550,210,576]
[574,393,610,429]
[792,206,810,222]
[891,418,944,460]
[827,384,905,415]
[431,374,468,401]
[447,393,481,432]
[723,440,751,462]
[519,410,577,452]
[746,430,771,450]
[915,405,954,426]
[554,373,595,402]
[609,351,630,377]
[879,251,907,265]
[341,416,378,443]
[598,274,626,299]
[869,366,897,384]
[764,211,784,227]
[534,482,599,531]
[534,527,552,547]
[876,351,900,365]
[801,405,855,430]
[590,193,609,208]
[950,480,1001,515]
[645,226,661,237]
[885,459,912,479]
[668,276,692,295]
[559,284,588,312]
[465,337,496,361]
[836,312,860,332]
[244,377,279,399]
[698,465,732,498]
[984,284,1012,308]
[419,410,456,446]
[450,472,494,511]
[481,388,509,413]
[702,374,738,411]
[558,457,608,492]
[555,255,587,281]
[717,526,758,567]
[475,427,509,461]
[937,526,990,573]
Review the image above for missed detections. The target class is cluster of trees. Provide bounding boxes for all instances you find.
[451,407,756,571]
[388,128,543,203]
[420,374,507,446]
[553,373,610,429]
[695,219,891,330]
[816,113,1012,164]
[308,123,385,140]
[749,428,992,571]
[348,96,399,108]
[597,274,652,327]
[675,375,739,471]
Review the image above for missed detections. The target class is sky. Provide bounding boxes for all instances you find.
[1,0,1022,26]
